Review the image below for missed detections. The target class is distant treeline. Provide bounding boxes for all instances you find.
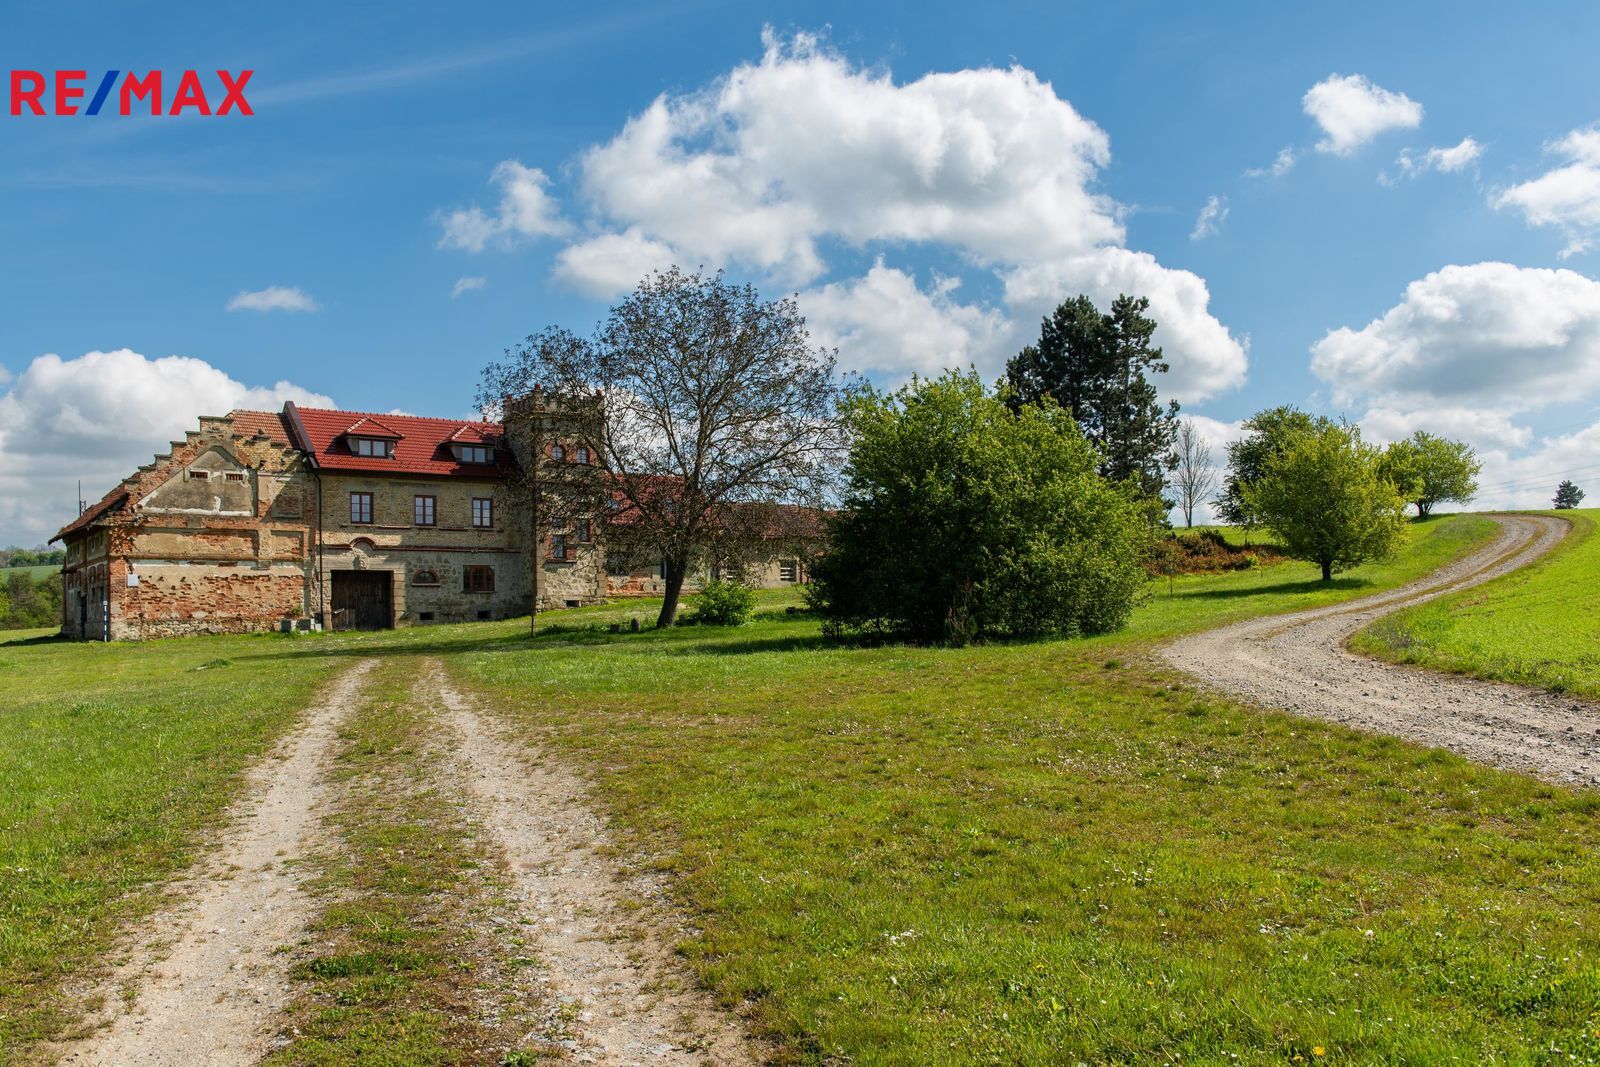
[1,571,61,630]
[1,546,65,569]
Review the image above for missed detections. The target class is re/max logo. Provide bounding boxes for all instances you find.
[8,70,253,116]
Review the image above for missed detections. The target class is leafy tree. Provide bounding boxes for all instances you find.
[0,571,60,630]
[1171,417,1218,528]
[1216,406,1323,528]
[1554,480,1585,509]
[1380,431,1481,518]
[1242,420,1408,581]
[1005,293,1179,502]
[808,371,1152,642]
[483,267,849,628]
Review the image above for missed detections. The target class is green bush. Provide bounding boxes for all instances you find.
[808,371,1153,642]
[689,579,757,626]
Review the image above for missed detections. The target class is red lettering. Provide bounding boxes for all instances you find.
[9,70,45,115]
[167,70,210,115]
[120,70,161,115]
[216,69,252,115]
[54,69,86,115]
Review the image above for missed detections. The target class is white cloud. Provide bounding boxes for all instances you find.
[1494,125,1600,257]
[799,261,1009,378]
[1359,405,1531,451]
[436,160,568,252]
[1245,147,1297,179]
[444,31,1246,402]
[552,227,680,298]
[1003,248,1248,404]
[1191,195,1228,241]
[1311,262,1600,413]
[225,286,319,313]
[0,349,332,545]
[450,275,486,299]
[1393,136,1483,180]
[1303,74,1423,156]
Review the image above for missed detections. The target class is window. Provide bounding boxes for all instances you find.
[464,565,495,593]
[187,469,210,480]
[224,471,246,482]
[414,495,436,526]
[471,497,493,528]
[575,445,590,464]
[550,443,566,462]
[419,611,435,622]
[454,444,492,465]
[412,569,440,586]
[550,534,572,561]
[351,437,394,458]
[576,519,591,543]
[779,559,799,583]
[350,492,373,524]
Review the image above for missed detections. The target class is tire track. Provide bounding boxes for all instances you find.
[53,659,375,1066]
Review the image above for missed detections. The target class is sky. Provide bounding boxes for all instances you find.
[5,1,1600,543]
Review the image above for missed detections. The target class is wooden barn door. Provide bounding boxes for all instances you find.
[331,570,393,631]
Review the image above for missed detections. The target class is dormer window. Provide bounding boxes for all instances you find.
[550,443,566,462]
[452,444,493,465]
[350,437,394,458]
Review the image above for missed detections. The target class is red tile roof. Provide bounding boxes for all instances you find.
[228,409,295,445]
[287,405,514,477]
[51,486,129,542]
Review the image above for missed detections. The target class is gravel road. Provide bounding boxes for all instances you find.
[1162,515,1600,787]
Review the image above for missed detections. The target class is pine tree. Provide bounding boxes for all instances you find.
[1005,294,1179,502]
[1554,480,1585,509]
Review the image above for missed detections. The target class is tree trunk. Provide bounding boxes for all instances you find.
[1320,558,1333,582]
[1417,501,1431,519]
[656,557,689,628]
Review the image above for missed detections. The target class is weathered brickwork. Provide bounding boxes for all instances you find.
[53,399,815,640]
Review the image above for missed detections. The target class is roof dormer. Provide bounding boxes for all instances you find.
[341,416,403,459]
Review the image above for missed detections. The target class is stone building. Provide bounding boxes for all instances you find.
[53,399,818,639]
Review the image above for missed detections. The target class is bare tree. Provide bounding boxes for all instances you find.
[482,267,849,628]
[1172,417,1218,528]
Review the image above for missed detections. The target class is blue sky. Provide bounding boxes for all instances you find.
[6,1,1600,542]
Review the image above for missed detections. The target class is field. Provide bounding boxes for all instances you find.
[1,566,58,583]
[1354,510,1600,698]
[7,514,1600,1063]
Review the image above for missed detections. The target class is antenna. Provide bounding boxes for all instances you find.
[78,480,85,515]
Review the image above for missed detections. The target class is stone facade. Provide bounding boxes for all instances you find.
[53,399,819,640]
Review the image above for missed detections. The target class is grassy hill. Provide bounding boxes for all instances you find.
[8,514,1600,1063]
[1354,509,1600,698]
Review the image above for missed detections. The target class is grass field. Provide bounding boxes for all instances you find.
[1,566,58,583]
[0,629,345,1053]
[1354,509,1600,699]
[10,513,1600,1063]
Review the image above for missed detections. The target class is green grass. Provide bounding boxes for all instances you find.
[1354,510,1600,699]
[6,512,1594,1065]
[2,566,58,582]
[419,512,1600,1064]
[0,631,345,1055]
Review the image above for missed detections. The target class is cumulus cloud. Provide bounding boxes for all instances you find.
[0,349,332,545]
[1392,136,1482,180]
[225,286,319,313]
[1494,125,1600,257]
[450,275,486,298]
[437,31,1246,395]
[552,228,680,298]
[1303,74,1423,156]
[436,160,568,252]
[1191,195,1228,241]
[799,261,1010,378]
[1311,262,1600,412]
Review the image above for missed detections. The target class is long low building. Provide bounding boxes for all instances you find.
[52,400,818,640]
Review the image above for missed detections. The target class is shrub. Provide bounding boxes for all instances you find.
[808,371,1152,642]
[689,579,757,626]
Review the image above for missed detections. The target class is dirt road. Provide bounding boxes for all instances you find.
[1162,514,1600,787]
[54,660,375,1066]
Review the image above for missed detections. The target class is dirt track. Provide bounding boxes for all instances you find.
[1162,514,1600,787]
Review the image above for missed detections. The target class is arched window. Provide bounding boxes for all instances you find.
[412,569,440,586]
[550,443,566,461]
